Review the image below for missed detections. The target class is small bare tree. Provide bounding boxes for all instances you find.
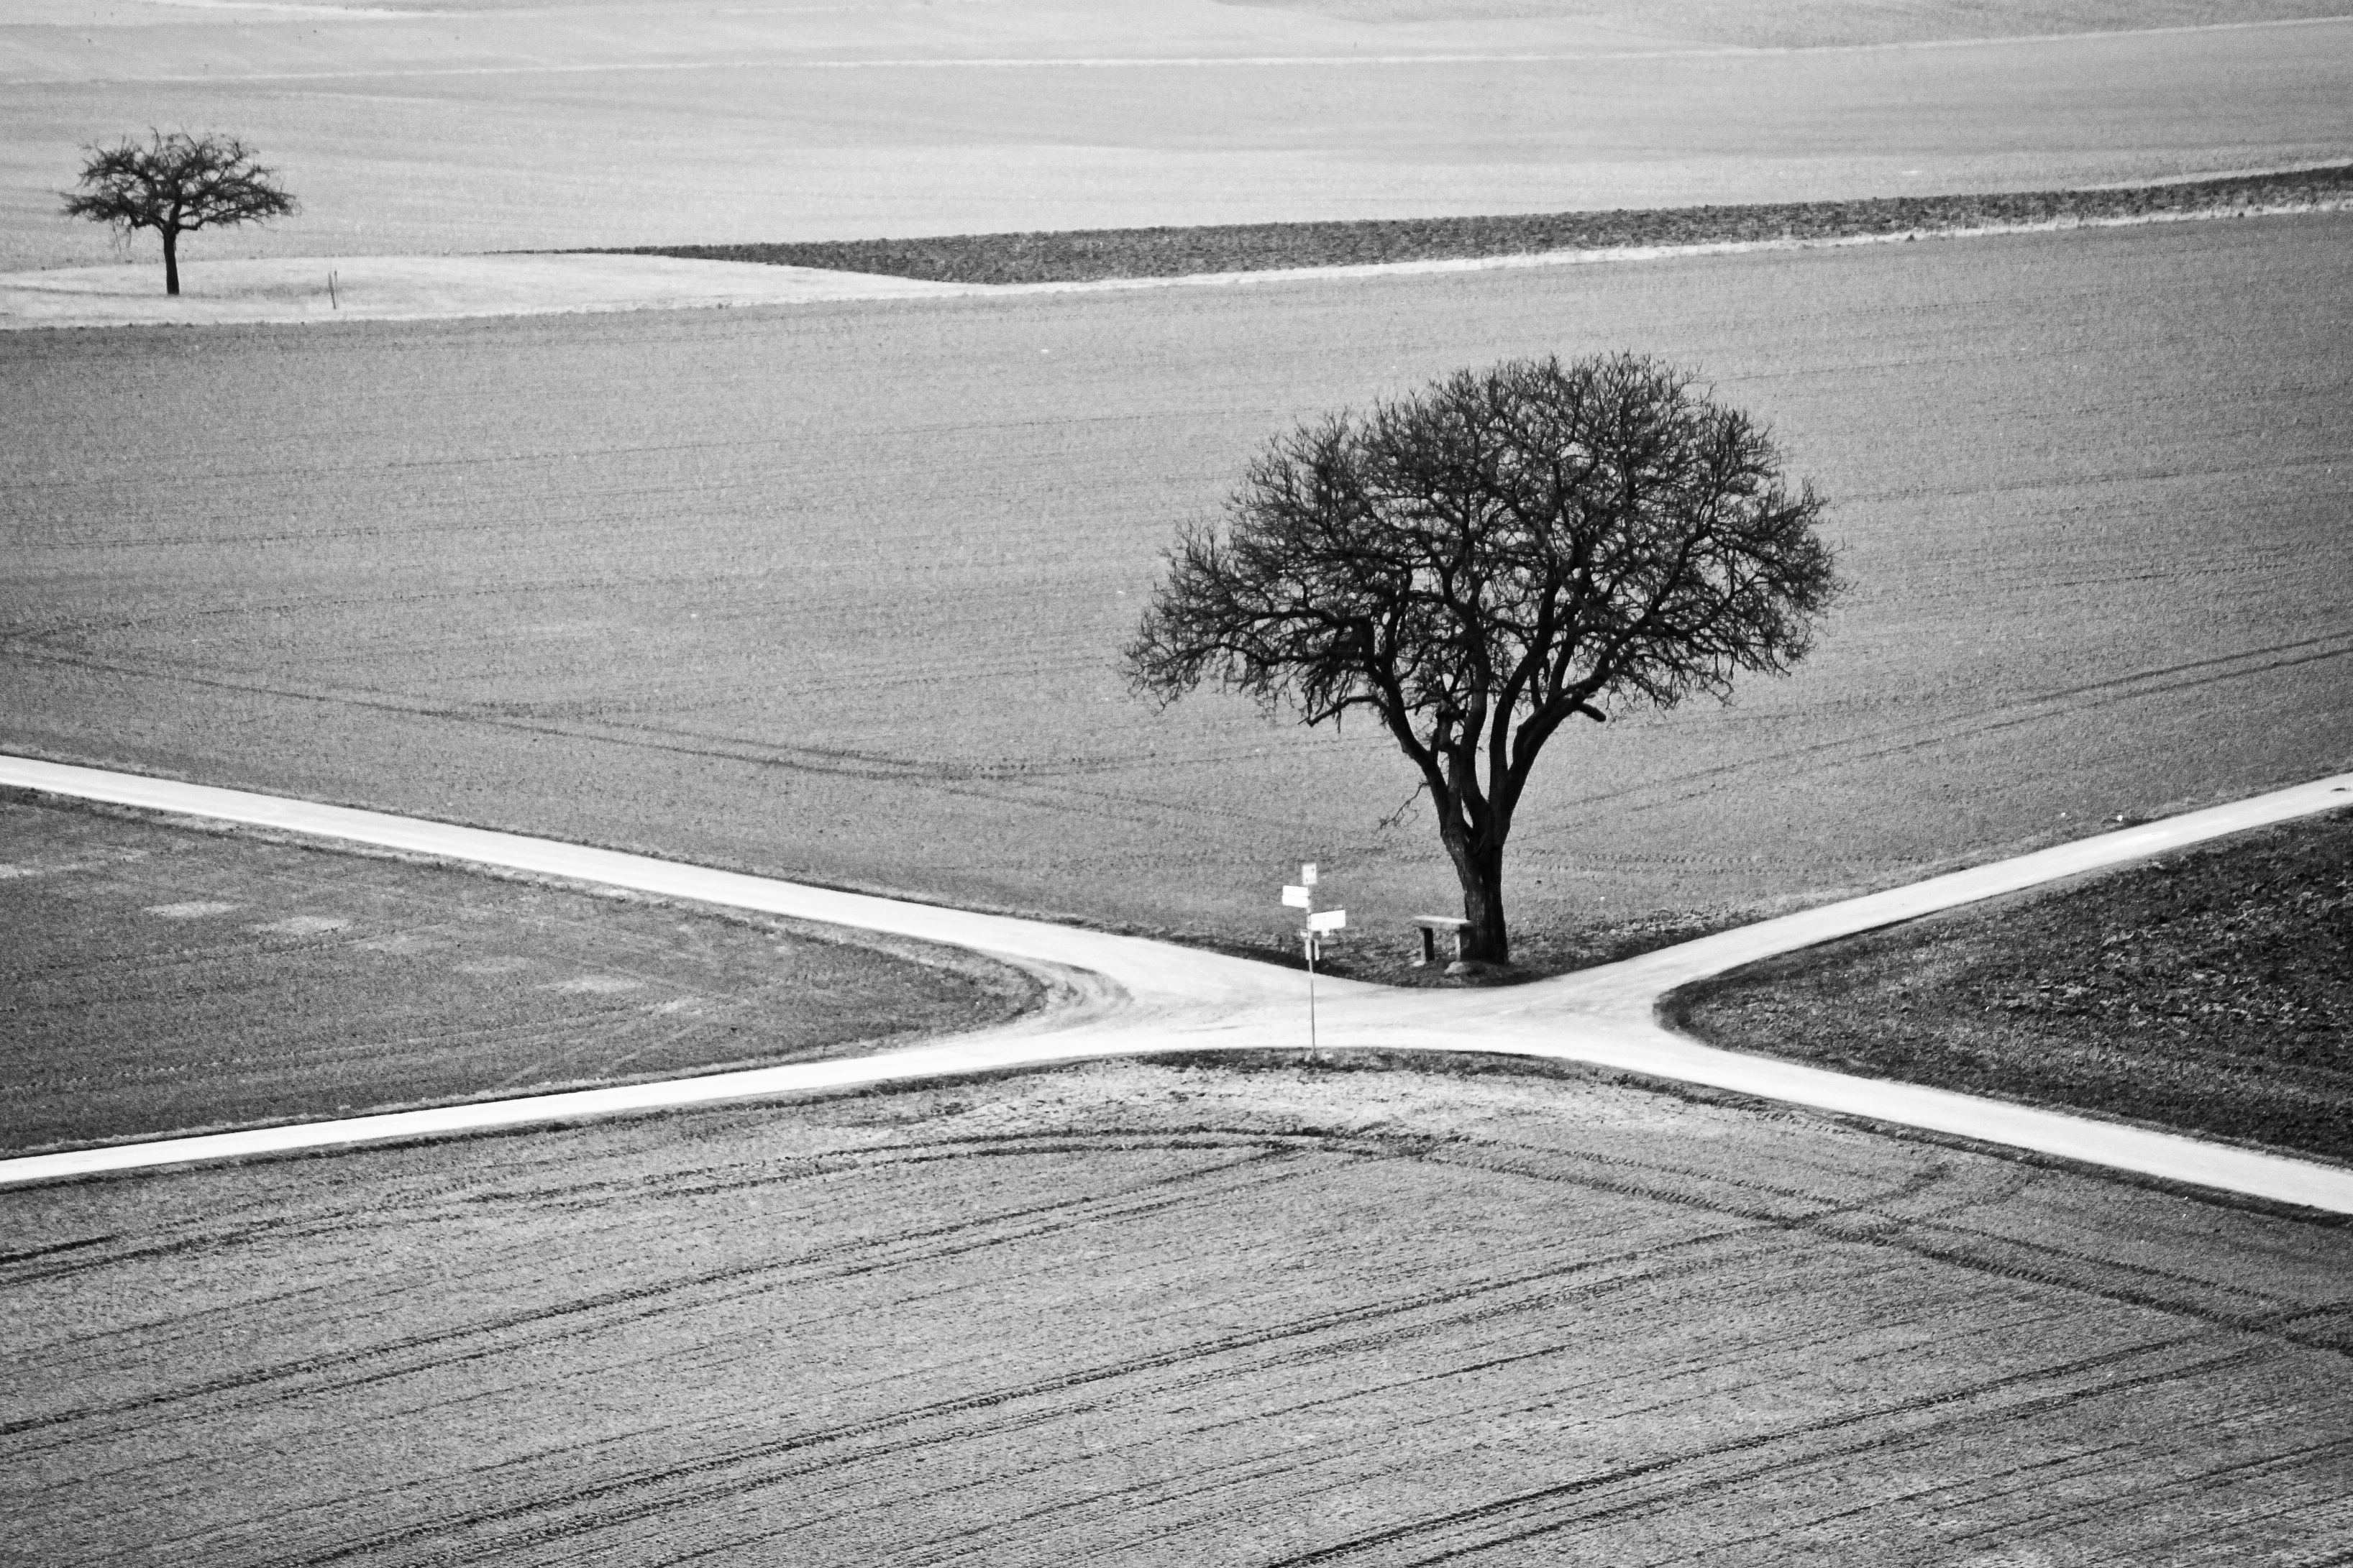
[61,130,297,296]
[1125,353,1842,966]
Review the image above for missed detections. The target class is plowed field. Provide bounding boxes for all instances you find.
[0,792,1036,1154]
[6,1062,2348,1564]
[1669,810,2353,1163]
[7,0,2351,270]
[627,165,2353,285]
[6,216,2347,956]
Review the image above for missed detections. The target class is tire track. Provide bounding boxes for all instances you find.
[11,1070,2347,1564]
[925,1262,2044,1567]
[227,1235,1769,1565]
[28,1128,2334,1558]
[1412,1136,2353,1353]
[1,644,1274,815]
[1267,1342,2268,1566]
[1591,630,2353,820]
[1942,1434,2353,1555]
[1,1137,1311,1441]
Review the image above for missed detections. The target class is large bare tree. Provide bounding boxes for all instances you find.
[1125,353,1842,965]
[61,130,297,296]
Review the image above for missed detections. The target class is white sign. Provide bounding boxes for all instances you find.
[1300,862,1317,887]
[1281,884,1312,909]
[1308,909,1347,933]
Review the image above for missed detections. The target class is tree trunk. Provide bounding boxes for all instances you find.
[162,228,180,296]
[1451,838,1509,965]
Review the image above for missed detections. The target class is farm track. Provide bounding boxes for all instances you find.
[4,755,2349,1216]
[6,1071,2349,1564]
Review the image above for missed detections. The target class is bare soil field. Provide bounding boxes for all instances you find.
[0,790,1035,1155]
[5,216,2347,960]
[623,164,2353,284]
[5,1060,2348,1564]
[6,1,2350,270]
[1668,810,2353,1163]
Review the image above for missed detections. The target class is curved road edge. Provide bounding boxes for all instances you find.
[2,754,2349,1211]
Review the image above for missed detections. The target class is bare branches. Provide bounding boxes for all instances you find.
[1123,352,1844,961]
[61,129,298,295]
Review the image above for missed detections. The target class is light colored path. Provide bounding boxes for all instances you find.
[7,195,2346,330]
[2,755,2348,1210]
[0,253,966,329]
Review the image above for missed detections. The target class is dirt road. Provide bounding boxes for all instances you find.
[5,756,2348,1211]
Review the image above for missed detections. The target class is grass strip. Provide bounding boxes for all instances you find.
[1663,810,2353,1164]
[593,165,2353,285]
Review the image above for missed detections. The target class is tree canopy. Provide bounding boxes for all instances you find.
[1124,352,1842,965]
[61,129,297,296]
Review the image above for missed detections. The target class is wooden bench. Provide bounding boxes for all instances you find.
[1410,914,1471,967]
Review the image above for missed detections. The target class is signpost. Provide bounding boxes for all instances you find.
[1281,863,1344,1050]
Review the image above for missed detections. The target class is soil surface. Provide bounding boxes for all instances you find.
[5,1058,2347,1565]
[1668,810,2353,1163]
[9,3,2348,271]
[0,791,1036,1154]
[616,165,2353,284]
[7,217,2346,954]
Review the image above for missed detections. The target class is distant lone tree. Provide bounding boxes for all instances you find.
[61,129,297,296]
[1125,353,1842,966]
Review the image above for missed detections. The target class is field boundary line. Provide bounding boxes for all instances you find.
[12,203,2348,334]
[976,203,2353,298]
[2,754,2348,1211]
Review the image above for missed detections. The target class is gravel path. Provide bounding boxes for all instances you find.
[4,756,2348,1209]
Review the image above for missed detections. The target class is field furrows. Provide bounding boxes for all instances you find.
[5,217,2349,946]
[5,1065,2347,1564]
[642,165,2353,286]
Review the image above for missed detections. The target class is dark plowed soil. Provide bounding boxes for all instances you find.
[0,791,1036,1154]
[1668,809,2353,1161]
[4,1061,2347,1564]
[606,165,2353,283]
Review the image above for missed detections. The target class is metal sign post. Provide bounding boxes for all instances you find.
[1281,863,1344,1052]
